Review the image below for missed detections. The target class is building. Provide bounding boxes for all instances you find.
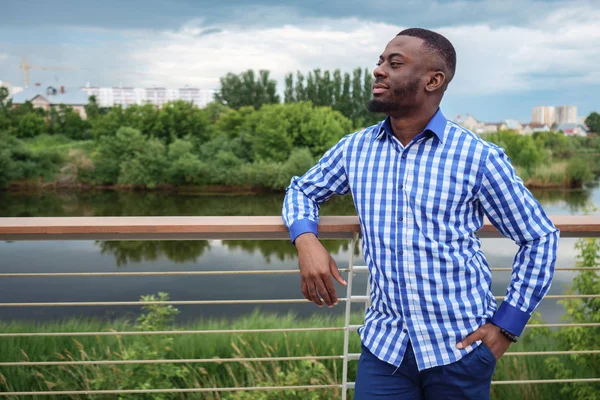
[532,106,556,126]
[80,84,215,108]
[558,123,587,137]
[453,114,481,132]
[10,85,89,118]
[504,119,523,132]
[555,105,578,125]
[478,122,508,134]
[521,123,551,135]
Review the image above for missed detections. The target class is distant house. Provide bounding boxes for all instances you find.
[521,123,551,135]
[478,122,508,134]
[11,85,89,118]
[504,119,523,132]
[557,123,588,137]
[453,114,481,132]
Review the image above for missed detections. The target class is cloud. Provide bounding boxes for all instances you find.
[121,1,600,98]
[1,0,598,104]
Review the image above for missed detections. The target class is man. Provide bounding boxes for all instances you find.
[282,28,559,399]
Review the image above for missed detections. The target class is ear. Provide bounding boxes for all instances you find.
[425,71,446,92]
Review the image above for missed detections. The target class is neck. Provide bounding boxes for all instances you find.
[389,106,438,146]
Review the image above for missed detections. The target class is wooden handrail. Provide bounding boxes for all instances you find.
[0,216,598,240]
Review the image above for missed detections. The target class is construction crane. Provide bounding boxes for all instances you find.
[19,56,74,88]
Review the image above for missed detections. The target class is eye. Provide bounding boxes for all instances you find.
[390,62,402,67]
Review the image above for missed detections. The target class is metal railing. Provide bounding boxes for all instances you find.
[0,215,599,397]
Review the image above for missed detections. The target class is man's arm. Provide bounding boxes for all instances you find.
[458,146,559,357]
[282,135,352,307]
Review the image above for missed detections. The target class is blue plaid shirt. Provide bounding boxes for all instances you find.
[282,109,559,370]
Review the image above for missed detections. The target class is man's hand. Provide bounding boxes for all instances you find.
[456,323,512,360]
[295,233,347,307]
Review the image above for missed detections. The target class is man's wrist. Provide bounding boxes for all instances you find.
[294,232,319,249]
[491,322,518,343]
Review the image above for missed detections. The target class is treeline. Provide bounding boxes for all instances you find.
[0,71,599,191]
[0,93,354,189]
[481,130,599,187]
[216,68,382,128]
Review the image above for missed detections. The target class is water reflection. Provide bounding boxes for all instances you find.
[95,240,357,267]
[0,188,598,323]
[530,187,594,213]
[222,239,358,264]
[0,190,358,218]
[0,187,597,267]
[98,241,211,267]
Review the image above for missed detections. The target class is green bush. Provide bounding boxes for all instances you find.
[565,158,594,188]
[93,127,147,184]
[0,132,62,186]
[16,112,47,138]
[546,235,600,399]
[118,137,168,188]
[28,293,192,400]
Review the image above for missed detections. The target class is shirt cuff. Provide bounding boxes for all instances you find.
[288,219,318,244]
[491,301,530,337]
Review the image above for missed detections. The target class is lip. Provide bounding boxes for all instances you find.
[372,83,389,95]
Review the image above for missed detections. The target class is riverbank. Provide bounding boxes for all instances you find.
[5,180,277,194]
[2,130,599,192]
[0,310,591,400]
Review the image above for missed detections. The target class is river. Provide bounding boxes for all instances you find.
[0,184,599,324]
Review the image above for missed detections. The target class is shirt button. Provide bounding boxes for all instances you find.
[398,250,404,256]
[399,217,404,221]
[406,312,411,317]
[403,329,408,333]
[400,281,406,288]
[402,154,407,160]
[399,184,404,189]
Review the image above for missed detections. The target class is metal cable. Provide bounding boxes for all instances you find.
[0,384,341,397]
[0,327,346,338]
[0,294,598,307]
[0,267,597,278]
[1,379,600,396]
[0,355,342,367]
[1,351,598,367]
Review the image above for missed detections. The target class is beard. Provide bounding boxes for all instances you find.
[368,77,420,115]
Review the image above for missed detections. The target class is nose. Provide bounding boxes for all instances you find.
[373,63,387,79]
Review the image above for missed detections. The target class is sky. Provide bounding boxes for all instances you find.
[1,0,599,122]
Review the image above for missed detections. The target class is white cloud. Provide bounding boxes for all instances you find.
[120,2,600,97]
[3,0,597,100]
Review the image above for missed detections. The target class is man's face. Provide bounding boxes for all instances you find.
[368,35,427,116]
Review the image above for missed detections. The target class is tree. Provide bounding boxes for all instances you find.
[118,137,168,188]
[84,95,101,120]
[157,101,210,144]
[247,104,293,162]
[0,87,9,106]
[585,112,600,134]
[16,112,47,138]
[284,73,295,103]
[53,105,92,140]
[93,127,147,183]
[215,70,280,110]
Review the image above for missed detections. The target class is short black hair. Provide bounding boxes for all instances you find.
[397,28,456,84]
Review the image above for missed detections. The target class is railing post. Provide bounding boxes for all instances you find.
[341,232,359,400]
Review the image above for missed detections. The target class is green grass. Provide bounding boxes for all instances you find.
[23,135,94,157]
[0,311,594,400]
[517,162,569,188]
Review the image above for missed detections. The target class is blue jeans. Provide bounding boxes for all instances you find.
[354,341,496,400]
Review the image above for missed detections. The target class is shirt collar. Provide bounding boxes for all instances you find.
[375,108,447,143]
